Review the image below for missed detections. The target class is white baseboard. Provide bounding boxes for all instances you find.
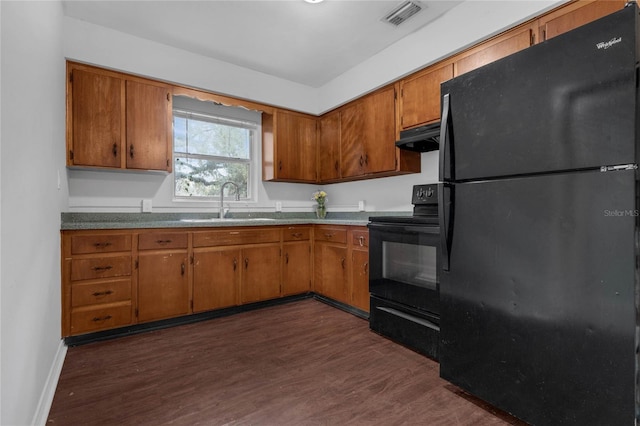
[31,340,67,426]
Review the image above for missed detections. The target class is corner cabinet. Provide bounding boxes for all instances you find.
[66,62,172,172]
[262,109,318,182]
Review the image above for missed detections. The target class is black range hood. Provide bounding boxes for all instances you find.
[395,121,440,152]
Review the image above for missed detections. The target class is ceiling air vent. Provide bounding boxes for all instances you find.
[383,1,422,26]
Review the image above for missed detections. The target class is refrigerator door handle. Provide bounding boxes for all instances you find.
[439,93,451,182]
[438,183,453,271]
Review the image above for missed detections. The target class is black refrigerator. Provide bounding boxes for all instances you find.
[438,4,638,426]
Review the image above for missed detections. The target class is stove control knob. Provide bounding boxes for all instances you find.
[416,188,425,199]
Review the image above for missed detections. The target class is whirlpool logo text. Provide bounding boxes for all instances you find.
[596,37,622,50]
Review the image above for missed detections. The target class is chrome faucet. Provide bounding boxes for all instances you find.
[220,181,240,219]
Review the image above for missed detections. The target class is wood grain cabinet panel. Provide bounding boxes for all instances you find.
[263,109,317,182]
[398,64,453,130]
[137,250,190,322]
[318,111,342,182]
[71,234,131,255]
[70,302,132,335]
[240,244,282,304]
[349,227,370,313]
[66,62,172,172]
[539,0,625,41]
[67,67,123,168]
[138,232,188,250]
[282,226,312,296]
[193,248,240,312]
[62,230,135,337]
[454,25,535,77]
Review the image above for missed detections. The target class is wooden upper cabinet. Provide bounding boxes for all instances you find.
[68,67,123,168]
[340,99,366,178]
[398,63,453,130]
[341,86,397,178]
[318,111,341,182]
[125,80,172,171]
[539,0,626,42]
[454,24,536,77]
[66,62,172,172]
[262,109,317,182]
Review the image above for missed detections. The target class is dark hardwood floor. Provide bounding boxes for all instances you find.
[48,299,526,425]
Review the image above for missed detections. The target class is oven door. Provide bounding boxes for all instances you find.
[368,221,440,315]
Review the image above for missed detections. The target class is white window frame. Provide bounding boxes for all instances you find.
[172,96,261,204]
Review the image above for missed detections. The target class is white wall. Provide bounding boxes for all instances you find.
[0,1,69,425]
[63,1,564,215]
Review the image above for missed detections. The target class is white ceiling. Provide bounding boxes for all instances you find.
[62,0,463,88]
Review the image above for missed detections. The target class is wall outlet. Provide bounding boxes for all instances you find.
[142,199,152,213]
[358,200,365,211]
[275,201,282,212]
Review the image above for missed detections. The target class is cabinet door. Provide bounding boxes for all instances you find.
[318,111,341,182]
[539,0,625,41]
[454,25,535,77]
[193,248,240,312]
[362,86,396,175]
[340,100,366,178]
[69,67,123,168]
[240,244,281,303]
[125,80,172,171]
[399,63,453,130]
[314,243,348,303]
[138,251,189,322]
[283,241,312,296]
[351,249,370,312]
[275,110,317,182]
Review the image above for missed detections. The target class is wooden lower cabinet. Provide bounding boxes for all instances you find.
[314,225,370,313]
[193,248,240,312]
[61,224,366,338]
[240,244,282,303]
[283,226,312,296]
[137,250,190,322]
[61,231,135,337]
[349,227,370,313]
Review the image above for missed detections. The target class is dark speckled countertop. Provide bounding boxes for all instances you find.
[60,212,412,230]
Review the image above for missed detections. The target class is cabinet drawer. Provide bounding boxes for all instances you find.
[70,302,132,335]
[71,256,132,281]
[193,228,281,247]
[351,229,369,248]
[138,232,188,250]
[71,278,131,307]
[314,226,347,244]
[71,234,131,254]
[283,226,311,241]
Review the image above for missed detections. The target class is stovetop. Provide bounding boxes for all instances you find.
[369,184,439,225]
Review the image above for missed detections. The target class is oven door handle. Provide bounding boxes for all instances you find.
[367,223,439,235]
[439,183,453,271]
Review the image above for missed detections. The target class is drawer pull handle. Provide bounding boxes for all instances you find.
[233,258,237,271]
[92,315,112,322]
[129,144,135,158]
[94,242,112,248]
[92,290,114,297]
[291,232,302,238]
[363,262,369,274]
[358,236,365,247]
[285,253,289,264]
[324,233,334,238]
[92,265,113,272]
[112,143,118,158]
[244,258,249,269]
[156,239,172,245]
[229,232,240,235]
[341,257,345,269]
[181,263,185,276]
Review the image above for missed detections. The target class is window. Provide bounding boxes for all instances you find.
[172,96,260,200]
